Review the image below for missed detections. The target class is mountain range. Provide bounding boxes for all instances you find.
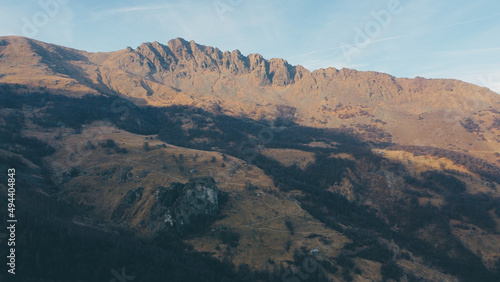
[1,36,500,281]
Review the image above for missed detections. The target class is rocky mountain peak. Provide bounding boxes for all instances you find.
[126,38,299,86]
[268,58,294,86]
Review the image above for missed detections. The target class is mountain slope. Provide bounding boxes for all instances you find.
[1,36,499,164]
[1,37,500,281]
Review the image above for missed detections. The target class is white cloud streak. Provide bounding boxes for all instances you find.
[92,4,189,18]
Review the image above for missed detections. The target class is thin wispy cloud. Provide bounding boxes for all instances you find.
[290,12,500,60]
[289,34,415,59]
[433,47,500,57]
[430,12,500,31]
[373,47,500,64]
[92,4,189,18]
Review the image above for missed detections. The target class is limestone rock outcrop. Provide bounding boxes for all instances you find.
[150,177,219,235]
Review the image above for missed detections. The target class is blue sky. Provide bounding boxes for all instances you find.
[1,0,499,93]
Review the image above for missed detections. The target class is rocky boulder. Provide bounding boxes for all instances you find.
[150,176,220,235]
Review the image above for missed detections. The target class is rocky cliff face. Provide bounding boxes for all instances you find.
[149,177,219,235]
[124,38,295,87]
